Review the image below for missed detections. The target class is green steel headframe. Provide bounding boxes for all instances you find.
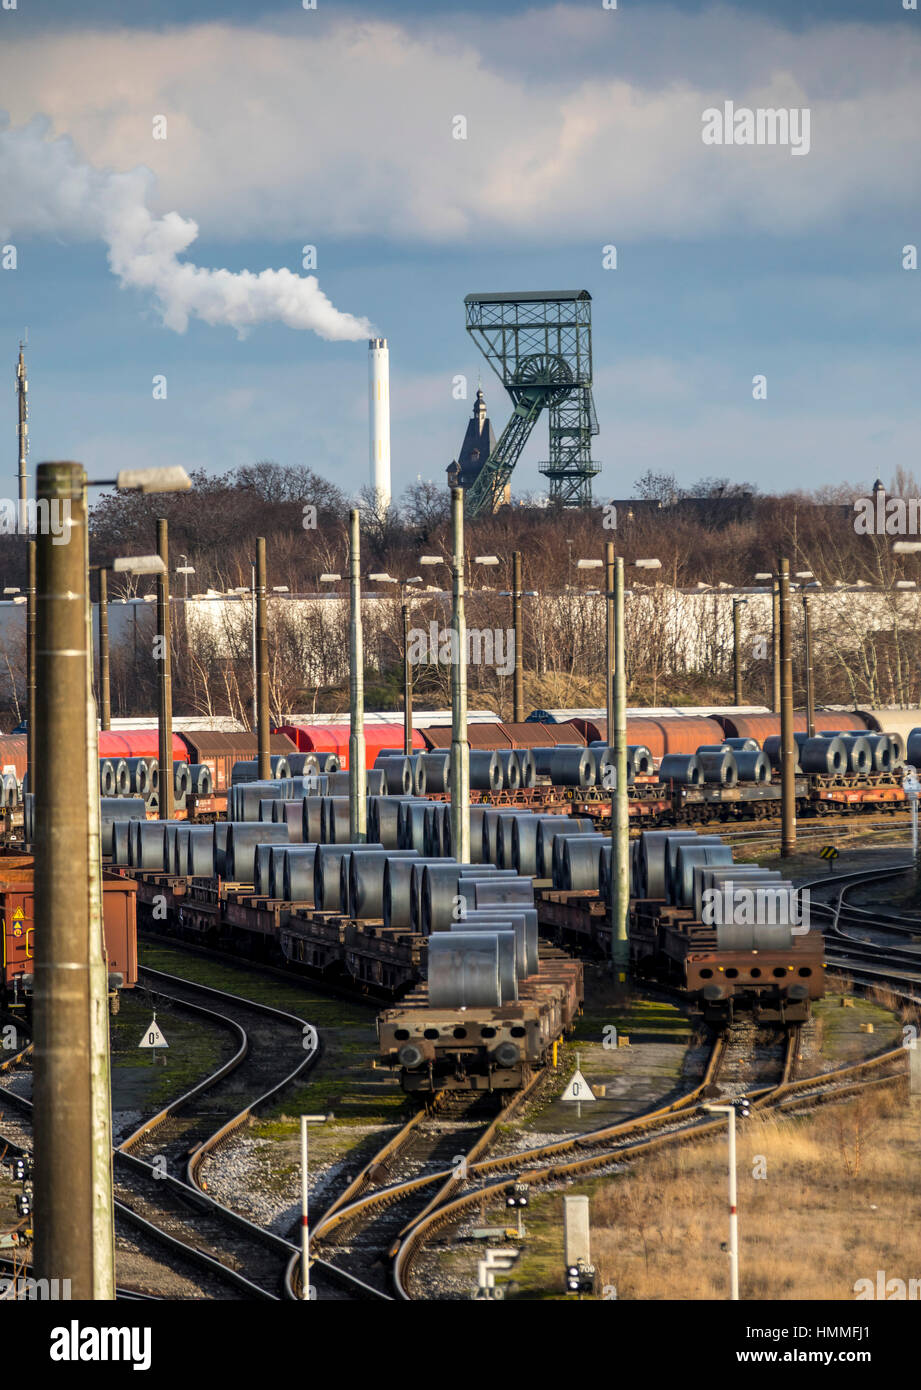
[463,290,600,515]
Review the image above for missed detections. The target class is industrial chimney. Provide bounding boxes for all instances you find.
[368,338,391,511]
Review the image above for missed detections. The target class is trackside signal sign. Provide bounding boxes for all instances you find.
[819,846,839,861]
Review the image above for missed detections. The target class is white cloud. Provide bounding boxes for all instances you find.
[0,10,917,247]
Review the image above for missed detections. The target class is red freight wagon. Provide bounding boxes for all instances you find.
[277,723,425,769]
[0,857,137,1011]
[99,729,188,760]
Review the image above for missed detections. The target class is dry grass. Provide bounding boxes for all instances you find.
[592,1088,920,1300]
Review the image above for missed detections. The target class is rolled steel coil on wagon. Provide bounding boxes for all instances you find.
[287,774,329,797]
[112,820,132,865]
[271,799,304,842]
[373,747,405,765]
[313,842,383,910]
[420,865,510,933]
[383,855,443,928]
[225,823,290,883]
[325,771,350,795]
[495,750,521,791]
[559,835,607,891]
[420,752,450,793]
[125,757,151,797]
[863,734,898,772]
[665,834,724,902]
[451,918,527,980]
[638,828,695,898]
[112,759,130,796]
[422,803,441,857]
[599,842,632,903]
[447,925,518,1001]
[398,800,431,853]
[464,908,539,977]
[163,823,183,873]
[438,802,454,858]
[283,845,319,902]
[271,756,290,779]
[316,753,341,773]
[628,745,654,776]
[761,737,802,772]
[258,798,278,823]
[213,822,230,876]
[658,754,703,786]
[458,877,535,914]
[482,807,517,865]
[377,756,413,796]
[839,735,873,775]
[231,760,260,784]
[149,762,160,795]
[674,844,734,908]
[321,796,352,844]
[23,791,32,843]
[145,793,160,814]
[99,760,116,797]
[799,736,848,775]
[410,755,427,796]
[496,811,532,869]
[187,763,214,796]
[551,832,603,889]
[172,824,190,874]
[174,762,191,799]
[469,750,502,792]
[694,865,783,923]
[534,818,596,880]
[254,842,274,894]
[516,749,537,788]
[716,889,797,950]
[287,753,321,777]
[733,751,770,783]
[544,747,596,789]
[697,749,739,787]
[185,825,216,876]
[721,737,761,753]
[696,744,730,753]
[301,797,325,844]
[368,795,413,848]
[510,815,548,876]
[100,798,147,858]
[596,748,633,789]
[347,849,420,919]
[130,821,171,872]
[231,781,286,822]
[428,934,501,1009]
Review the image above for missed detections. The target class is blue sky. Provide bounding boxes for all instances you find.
[0,0,919,505]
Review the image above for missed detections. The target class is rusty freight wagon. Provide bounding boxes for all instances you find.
[0,854,138,1013]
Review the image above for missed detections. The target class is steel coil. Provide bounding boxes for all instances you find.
[559,835,607,891]
[665,833,724,901]
[368,795,418,848]
[463,908,539,976]
[799,736,847,775]
[313,842,383,910]
[420,865,509,933]
[458,878,534,915]
[445,925,518,1001]
[131,820,170,871]
[428,934,501,1008]
[495,751,521,791]
[225,822,290,883]
[125,757,151,797]
[674,843,734,907]
[186,825,216,877]
[420,752,450,793]
[545,747,596,788]
[283,845,319,902]
[321,796,352,844]
[399,800,430,852]
[723,737,761,752]
[187,763,213,796]
[694,865,783,922]
[628,745,654,776]
[347,849,419,919]
[101,798,146,858]
[254,842,275,895]
[287,753,321,777]
[516,749,537,788]
[376,756,413,796]
[173,762,191,799]
[696,750,738,787]
[410,755,427,796]
[99,759,116,797]
[496,812,531,869]
[301,797,325,844]
[469,750,502,792]
[451,919,526,981]
[761,737,803,772]
[658,754,703,786]
[111,820,132,864]
[383,855,443,928]
[733,751,770,783]
[534,817,595,880]
[112,759,130,796]
[510,815,544,876]
[864,734,897,772]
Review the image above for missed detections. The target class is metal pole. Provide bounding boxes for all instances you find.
[16,344,27,533]
[26,539,36,773]
[612,557,629,979]
[34,460,115,1299]
[98,565,111,732]
[251,563,257,732]
[300,1115,310,1302]
[402,602,412,757]
[802,594,815,740]
[450,486,470,863]
[732,599,743,707]
[255,538,270,780]
[771,576,781,714]
[727,1107,739,1300]
[156,518,173,820]
[605,542,614,744]
[512,550,524,724]
[779,558,796,858]
[348,509,367,842]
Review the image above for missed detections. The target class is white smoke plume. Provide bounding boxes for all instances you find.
[0,115,372,341]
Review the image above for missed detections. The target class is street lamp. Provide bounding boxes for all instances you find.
[893,542,921,554]
[300,1111,330,1301]
[702,1098,750,1300]
[176,557,195,600]
[368,572,423,754]
[732,597,748,706]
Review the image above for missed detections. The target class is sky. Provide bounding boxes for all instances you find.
[0,0,919,506]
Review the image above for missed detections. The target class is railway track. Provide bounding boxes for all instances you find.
[0,970,382,1300]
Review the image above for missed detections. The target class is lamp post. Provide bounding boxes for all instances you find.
[702,1099,749,1300]
[34,462,189,1300]
[300,1112,329,1301]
